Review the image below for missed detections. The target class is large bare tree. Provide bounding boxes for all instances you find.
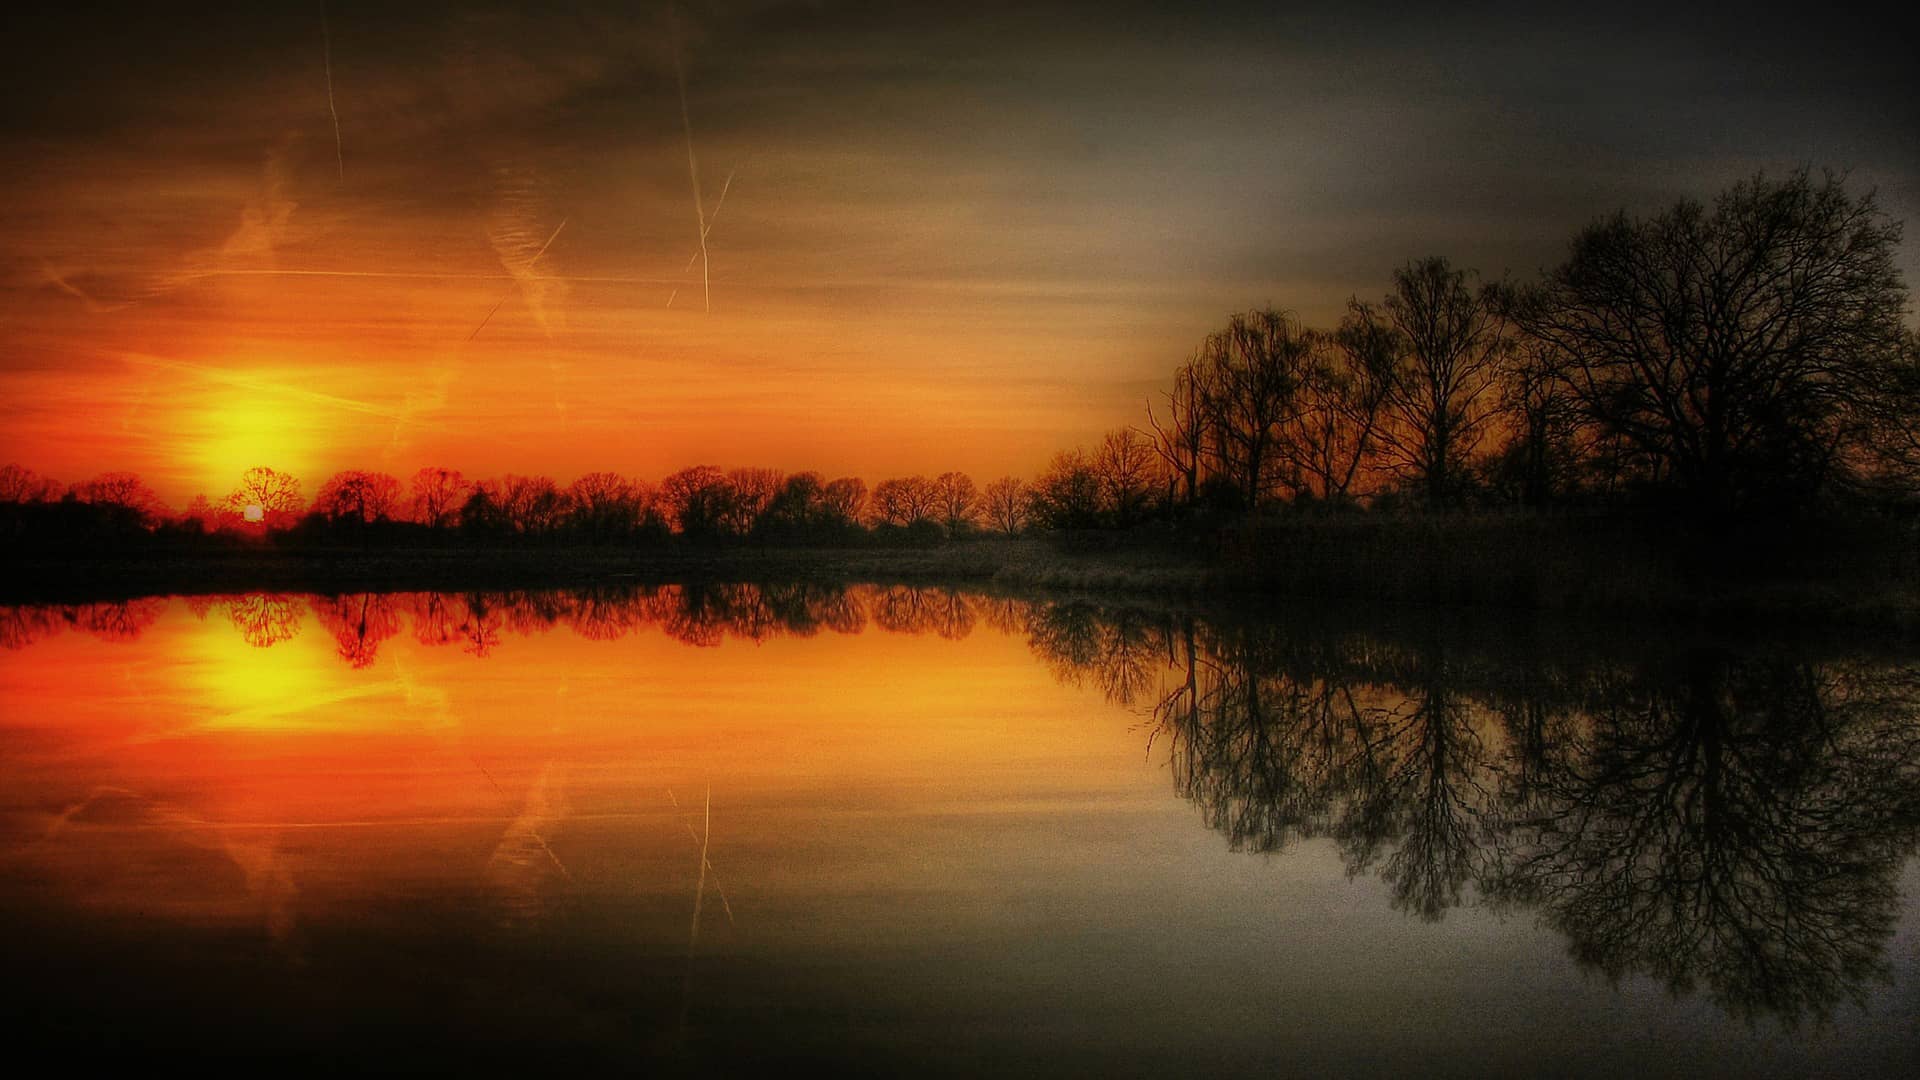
[1204,308,1315,508]
[1509,171,1912,515]
[1375,257,1508,506]
[408,466,466,529]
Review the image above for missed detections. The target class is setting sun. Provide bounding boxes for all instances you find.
[243,503,264,523]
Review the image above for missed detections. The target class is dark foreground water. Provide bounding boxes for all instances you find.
[1,586,1916,1076]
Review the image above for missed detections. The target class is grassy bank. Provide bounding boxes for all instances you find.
[5,514,1917,631]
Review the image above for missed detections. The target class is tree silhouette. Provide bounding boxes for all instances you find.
[225,466,304,528]
[566,471,647,543]
[1146,350,1216,508]
[821,476,867,530]
[1335,641,1495,920]
[1490,652,1920,1024]
[1027,450,1102,529]
[724,468,784,535]
[1278,304,1398,504]
[314,592,401,667]
[69,472,164,530]
[1204,308,1315,508]
[66,597,168,641]
[408,467,467,529]
[314,470,402,526]
[933,472,979,534]
[1374,258,1507,507]
[0,463,61,503]
[660,466,737,540]
[983,476,1029,535]
[0,604,67,649]
[499,475,568,537]
[1508,170,1912,516]
[1096,429,1157,525]
[870,475,938,528]
[226,594,305,647]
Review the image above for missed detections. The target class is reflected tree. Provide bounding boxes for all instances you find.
[314,593,401,668]
[1489,652,1920,1024]
[226,595,305,647]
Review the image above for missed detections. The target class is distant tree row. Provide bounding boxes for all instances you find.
[0,460,1040,547]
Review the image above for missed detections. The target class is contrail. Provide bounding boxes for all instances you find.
[682,169,736,273]
[689,785,712,949]
[203,268,682,283]
[669,5,710,313]
[322,1,344,180]
[683,822,735,923]
[468,216,568,342]
[40,262,119,312]
[665,167,735,309]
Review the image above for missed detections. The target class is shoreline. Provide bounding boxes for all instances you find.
[4,532,1918,636]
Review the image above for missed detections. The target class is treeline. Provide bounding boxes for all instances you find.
[4,170,1916,556]
[0,460,1043,551]
[1110,169,1919,522]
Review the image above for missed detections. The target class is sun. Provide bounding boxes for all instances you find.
[243,503,266,523]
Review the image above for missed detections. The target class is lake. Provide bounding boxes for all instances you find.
[2,585,1916,1075]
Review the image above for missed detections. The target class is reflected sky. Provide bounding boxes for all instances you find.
[1,587,1917,1074]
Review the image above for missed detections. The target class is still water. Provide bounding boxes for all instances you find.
[2,586,1916,1075]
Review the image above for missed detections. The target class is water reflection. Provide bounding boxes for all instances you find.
[3,585,1918,1034]
[1124,614,1920,1026]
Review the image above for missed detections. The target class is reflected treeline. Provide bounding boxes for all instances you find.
[0,584,1034,664]
[1063,608,1920,1027]
[4,586,1918,1024]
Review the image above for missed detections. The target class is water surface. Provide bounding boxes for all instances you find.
[2,586,1916,1075]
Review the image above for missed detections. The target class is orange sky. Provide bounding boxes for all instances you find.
[2,4,1914,508]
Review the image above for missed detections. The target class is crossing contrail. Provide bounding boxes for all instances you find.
[665,167,736,309]
[468,216,568,342]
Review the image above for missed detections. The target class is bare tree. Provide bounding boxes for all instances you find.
[1487,334,1586,508]
[1097,427,1158,525]
[660,466,736,539]
[1146,350,1216,507]
[983,476,1029,535]
[725,467,784,534]
[0,464,61,503]
[567,471,643,542]
[1509,170,1913,515]
[1376,257,1508,506]
[1205,308,1315,508]
[1279,305,1400,504]
[762,471,826,535]
[934,471,979,534]
[1028,449,1102,529]
[315,470,402,525]
[870,475,939,527]
[500,474,569,536]
[225,466,304,526]
[821,476,868,527]
[409,466,466,529]
[71,471,164,526]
